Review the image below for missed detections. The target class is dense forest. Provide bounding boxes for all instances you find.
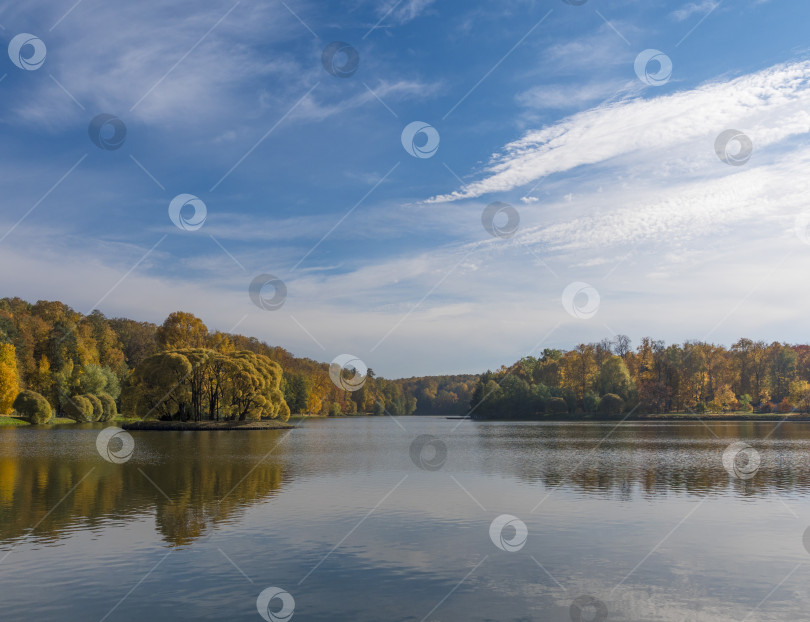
[3,297,810,424]
[470,336,810,419]
[0,297,447,423]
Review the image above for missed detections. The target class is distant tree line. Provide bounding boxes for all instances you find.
[5,298,810,424]
[393,375,476,415]
[470,336,810,419]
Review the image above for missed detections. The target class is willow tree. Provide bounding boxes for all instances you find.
[121,348,289,422]
[121,351,193,420]
[155,312,209,350]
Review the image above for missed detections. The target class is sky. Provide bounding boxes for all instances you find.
[1,0,810,378]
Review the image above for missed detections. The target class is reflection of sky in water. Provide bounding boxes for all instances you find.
[1,418,809,621]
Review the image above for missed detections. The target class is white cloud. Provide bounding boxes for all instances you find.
[670,1,720,22]
[428,61,810,203]
[516,81,631,110]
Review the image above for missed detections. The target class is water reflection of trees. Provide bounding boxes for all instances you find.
[0,431,287,548]
[474,421,810,498]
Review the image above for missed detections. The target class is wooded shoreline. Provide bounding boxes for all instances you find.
[121,420,294,431]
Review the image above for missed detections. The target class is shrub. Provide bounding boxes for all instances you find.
[741,402,754,413]
[583,392,601,414]
[545,397,569,416]
[778,398,793,414]
[694,402,708,414]
[97,392,117,422]
[64,395,94,422]
[12,390,52,424]
[598,393,624,417]
[82,394,103,421]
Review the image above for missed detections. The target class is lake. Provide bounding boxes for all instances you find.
[1,416,808,621]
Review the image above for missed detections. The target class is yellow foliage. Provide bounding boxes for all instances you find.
[0,344,19,414]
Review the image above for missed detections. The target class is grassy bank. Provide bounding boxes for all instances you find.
[0,416,30,427]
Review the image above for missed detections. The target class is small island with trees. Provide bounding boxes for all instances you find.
[1,297,810,427]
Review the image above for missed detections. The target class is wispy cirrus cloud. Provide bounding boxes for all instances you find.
[670,0,721,22]
[427,60,810,203]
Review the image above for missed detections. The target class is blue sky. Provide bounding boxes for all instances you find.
[2,0,810,377]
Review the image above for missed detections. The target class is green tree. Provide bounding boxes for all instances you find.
[13,390,52,424]
[598,393,624,417]
[598,356,634,400]
[546,396,569,416]
[121,351,193,420]
[77,364,120,399]
[64,395,94,422]
[97,392,117,421]
[81,394,103,421]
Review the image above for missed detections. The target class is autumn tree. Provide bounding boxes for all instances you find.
[0,343,19,414]
[789,380,810,413]
[155,312,209,350]
[598,356,634,400]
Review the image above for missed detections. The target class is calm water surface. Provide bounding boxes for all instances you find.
[1,417,809,621]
